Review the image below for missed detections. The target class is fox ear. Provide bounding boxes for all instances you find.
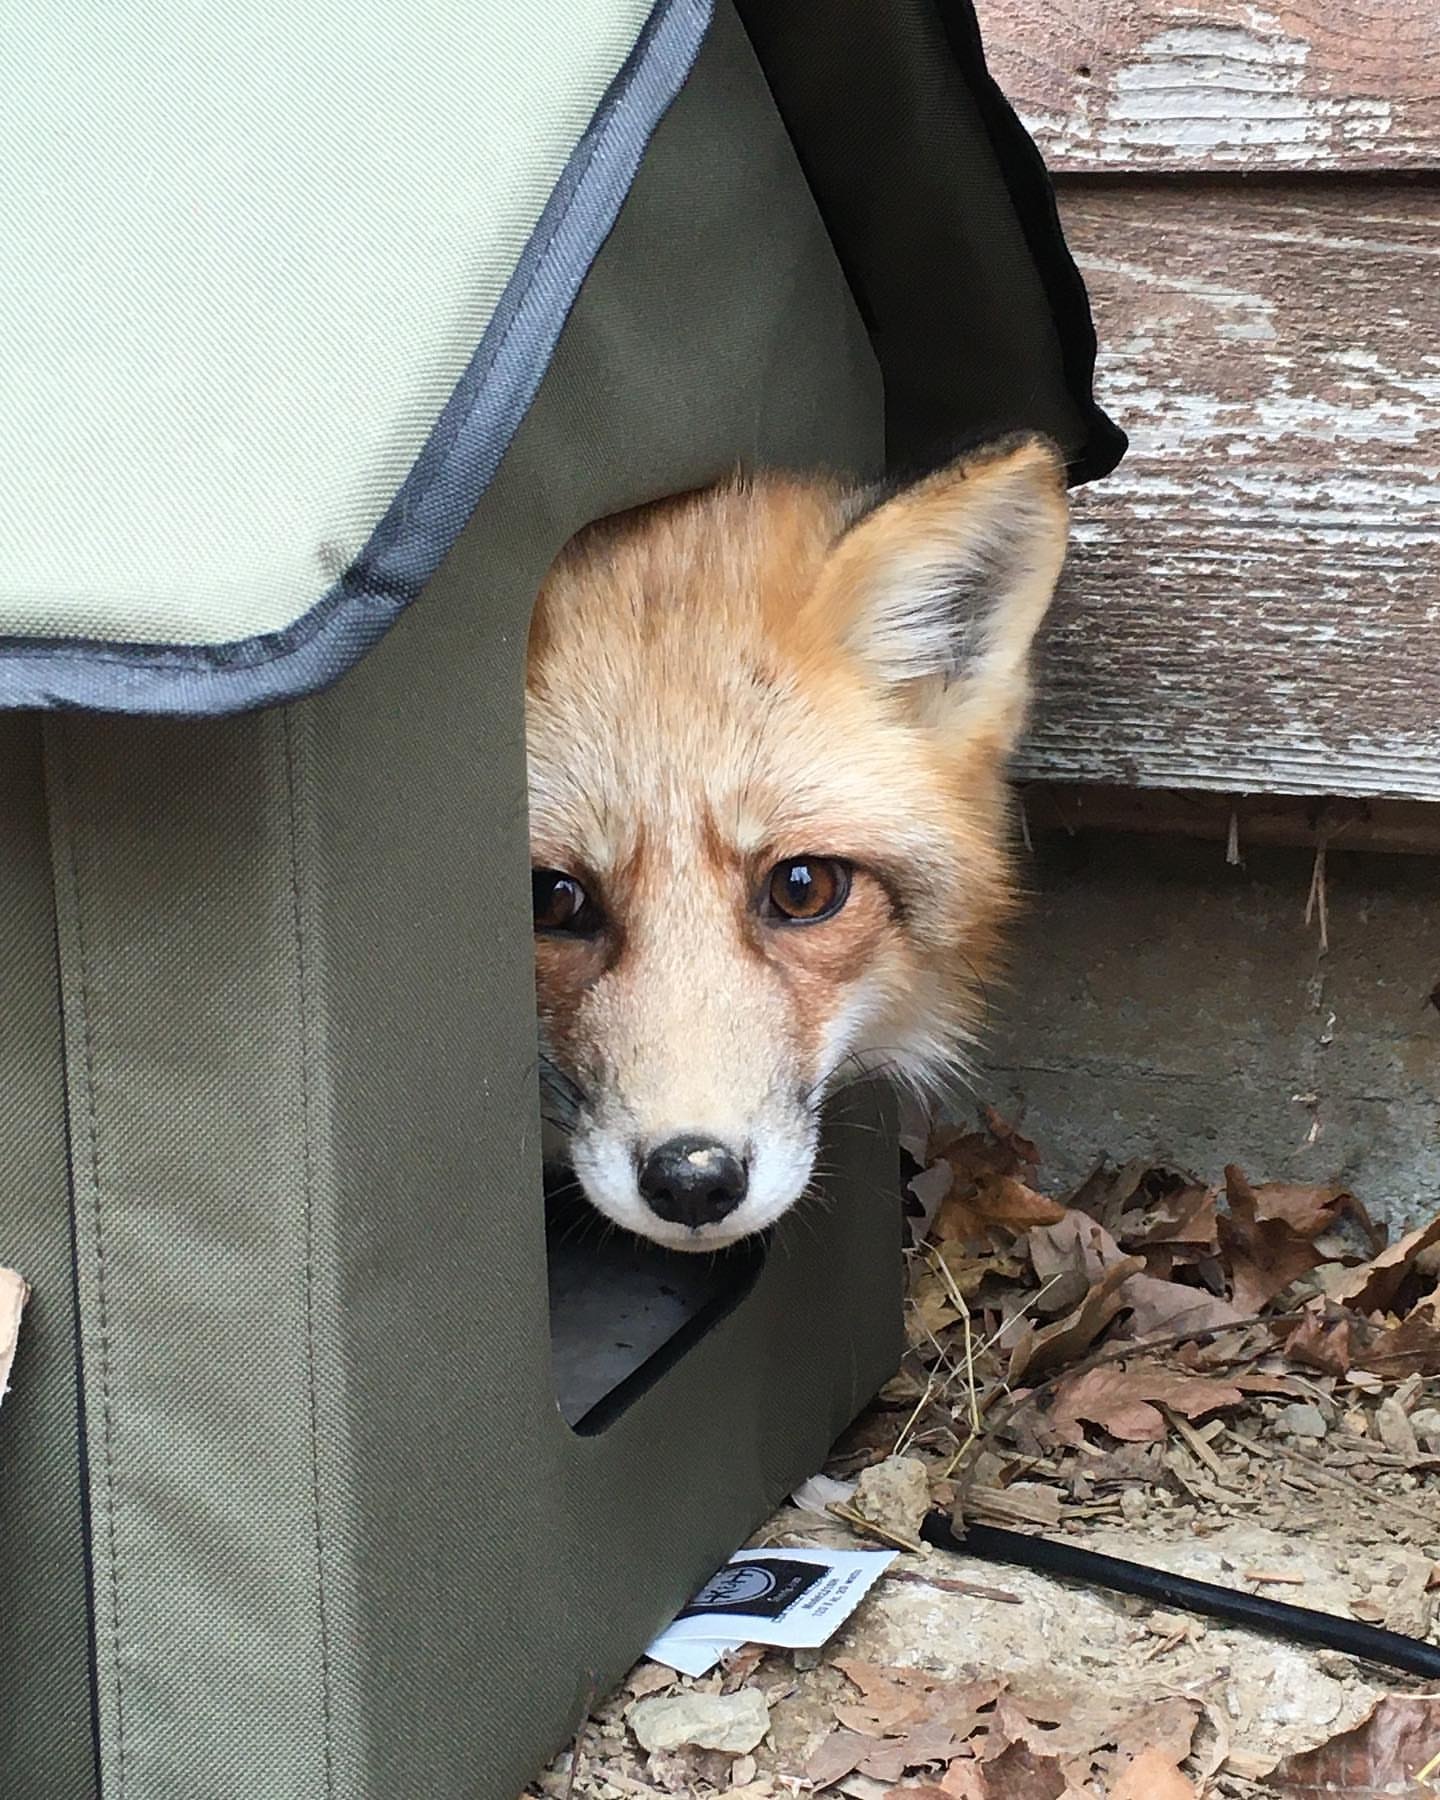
[819,435,1069,748]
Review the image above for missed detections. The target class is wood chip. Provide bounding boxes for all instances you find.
[961,1483,1064,1531]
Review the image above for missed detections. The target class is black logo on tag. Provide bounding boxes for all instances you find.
[677,1558,827,1622]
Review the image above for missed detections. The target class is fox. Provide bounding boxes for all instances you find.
[525,433,1068,1253]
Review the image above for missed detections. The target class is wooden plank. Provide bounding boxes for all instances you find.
[1015,183,1440,801]
[1018,786,1440,856]
[974,0,1440,173]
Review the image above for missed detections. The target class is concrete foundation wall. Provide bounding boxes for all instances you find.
[977,832,1440,1231]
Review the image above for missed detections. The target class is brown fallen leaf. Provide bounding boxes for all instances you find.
[830,1660,1002,1741]
[1047,1363,1243,1447]
[979,1692,1067,1762]
[951,1174,1069,1244]
[1265,1694,1440,1794]
[1124,1183,1221,1281]
[1110,1695,1202,1769]
[1221,1168,1334,1312]
[1007,1255,1146,1384]
[858,1720,964,1782]
[1029,1211,1130,1289]
[1280,1311,1354,1376]
[1225,1166,1379,1247]
[972,1741,1067,1798]
[938,1764,989,1800]
[981,1106,1041,1174]
[625,1662,677,1700]
[830,1660,932,1737]
[1353,1308,1440,1380]
[1110,1747,1196,1798]
[1326,1214,1440,1315]
[804,1727,874,1790]
[1118,1271,1247,1339]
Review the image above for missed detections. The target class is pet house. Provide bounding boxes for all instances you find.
[0,3,1121,1796]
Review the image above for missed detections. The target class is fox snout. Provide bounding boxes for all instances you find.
[637,1139,749,1229]
[527,436,1070,1250]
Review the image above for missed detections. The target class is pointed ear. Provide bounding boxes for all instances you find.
[816,434,1069,748]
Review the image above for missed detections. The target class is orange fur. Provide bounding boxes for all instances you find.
[526,435,1068,1250]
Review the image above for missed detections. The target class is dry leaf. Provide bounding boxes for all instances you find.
[935,1174,1067,1248]
[1221,1168,1333,1312]
[940,1765,989,1800]
[1326,1214,1440,1315]
[1125,1184,1221,1282]
[982,1106,1041,1173]
[859,1721,964,1782]
[1007,1255,1146,1384]
[1048,1364,1243,1447]
[805,1728,874,1790]
[1265,1694,1440,1794]
[1119,1272,1246,1339]
[1225,1167,1377,1245]
[1280,1311,1353,1376]
[626,1662,679,1700]
[973,1741,1067,1798]
[1353,1309,1440,1380]
[1110,1747,1195,1798]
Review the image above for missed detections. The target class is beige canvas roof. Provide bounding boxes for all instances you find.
[0,0,668,691]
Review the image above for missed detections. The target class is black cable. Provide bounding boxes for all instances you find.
[922,1513,1440,1681]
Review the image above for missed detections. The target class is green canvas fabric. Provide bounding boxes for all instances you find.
[12,9,900,1796]
[0,718,96,1800]
[0,1,1128,1793]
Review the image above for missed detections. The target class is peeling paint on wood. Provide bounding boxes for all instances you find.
[974,0,1440,172]
[1016,185,1440,801]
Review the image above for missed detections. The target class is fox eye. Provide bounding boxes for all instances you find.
[533,869,601,936]
[764,857,852,924]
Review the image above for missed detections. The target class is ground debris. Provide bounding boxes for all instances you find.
[533,1118,1440,1800]
[628,1688,771,1756]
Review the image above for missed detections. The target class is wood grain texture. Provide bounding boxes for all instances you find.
[1018,786,1440,855]
[974,0,1440,173]
[1015,184,1440,800]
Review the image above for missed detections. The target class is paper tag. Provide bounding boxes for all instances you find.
[646,1546,896,1676]
[0,1268,31,1413]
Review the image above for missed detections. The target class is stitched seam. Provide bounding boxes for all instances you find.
[283,708,337,1796]
[60,721,128,1795]
[0,0,698,685]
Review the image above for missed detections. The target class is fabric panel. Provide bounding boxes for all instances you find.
[732,0,1126,484]
[0,0,656,650]
[0,718,97,1800]
[296,7,897,1790]
[44,6,897,1795]
[46,711,343,1799]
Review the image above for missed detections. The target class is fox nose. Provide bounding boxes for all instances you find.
[637,1137,748,1229]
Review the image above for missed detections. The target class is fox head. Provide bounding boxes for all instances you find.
[525,434,1068,1251]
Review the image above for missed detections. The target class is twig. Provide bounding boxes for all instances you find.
[1162,1405,1235,1486]
[927,1247,983,1439]
[1304,834,1330,952]
[949,1310,1308,1508]
[827,1501,925,1555]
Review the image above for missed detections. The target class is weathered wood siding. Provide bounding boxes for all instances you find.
[976,0,1440,799]
[977,0,1440,173]
[1017,185,1440,799]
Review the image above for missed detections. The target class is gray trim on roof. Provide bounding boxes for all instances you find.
[0,0,712,718]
